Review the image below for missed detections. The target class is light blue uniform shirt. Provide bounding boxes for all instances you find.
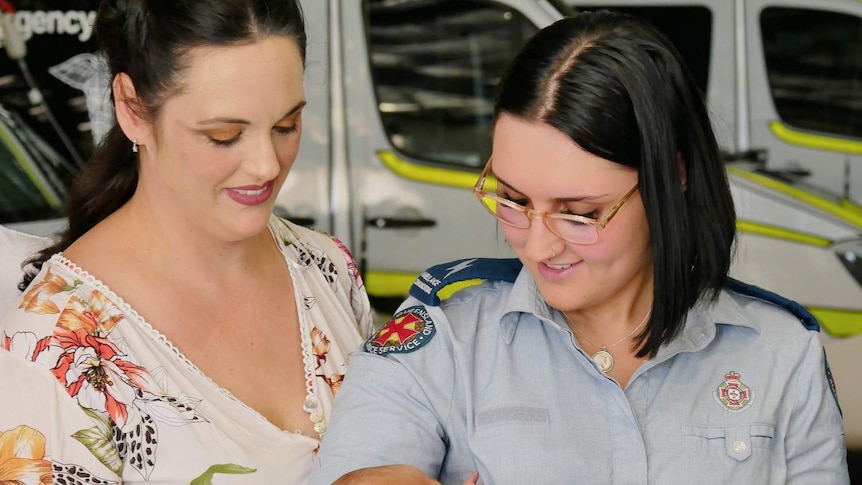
[312,261,848,485]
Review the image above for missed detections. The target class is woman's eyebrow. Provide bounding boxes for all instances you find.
[494,173,607,202]
[196,100,307,126]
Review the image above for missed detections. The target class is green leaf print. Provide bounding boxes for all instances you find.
[190,464,257,485]
[72,409,123,476]
[63,279,84,291]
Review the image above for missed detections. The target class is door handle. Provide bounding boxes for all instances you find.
[274,206,316,227]
[287,216,316,227]
[366,216,436,229]
[722,148,768,164]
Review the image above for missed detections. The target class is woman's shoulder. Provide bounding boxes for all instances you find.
[410,257,523,308]
[394,258,524,337]
[269,217,353,265]
[711,279,822,355]
[2,255,133,344]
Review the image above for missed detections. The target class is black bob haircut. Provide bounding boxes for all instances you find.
[494,11,736,357]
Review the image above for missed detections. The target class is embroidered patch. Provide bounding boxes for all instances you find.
[714,371,753,412]
[824,352,842,417]
[365,306,435,355]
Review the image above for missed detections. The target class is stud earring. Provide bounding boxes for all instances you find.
[132,139,138,153]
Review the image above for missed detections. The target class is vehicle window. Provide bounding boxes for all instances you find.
[571,6,712,95]
[364,0,538,169]
[760,7,862,140]
[0,107,75,223]
[0,1,101,224]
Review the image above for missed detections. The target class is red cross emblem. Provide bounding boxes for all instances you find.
[715,371,752,412]
[374,312,422,346]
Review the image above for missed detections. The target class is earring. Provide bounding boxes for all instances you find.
[132,139,138,153]
[550,248,556,259]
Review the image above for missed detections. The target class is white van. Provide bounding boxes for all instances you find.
[290,0,862,450]
[1,0,861,450]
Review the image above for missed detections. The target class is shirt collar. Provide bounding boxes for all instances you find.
[497,268,563,344]
[495,270,762,348]
[657,289,761,357]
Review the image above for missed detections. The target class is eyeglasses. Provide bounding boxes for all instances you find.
[472,158,640,245]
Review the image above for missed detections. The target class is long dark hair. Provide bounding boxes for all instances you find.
[21,0,306,290]
[494,11,736,357]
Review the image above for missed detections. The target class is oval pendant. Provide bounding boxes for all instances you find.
[592,349,615,372]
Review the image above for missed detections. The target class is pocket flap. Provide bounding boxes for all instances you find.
[725,425,752,461]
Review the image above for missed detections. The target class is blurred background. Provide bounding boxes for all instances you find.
[0,0,859,480]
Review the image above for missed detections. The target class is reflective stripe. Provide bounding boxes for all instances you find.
[379,150,862,231]
[365,271,414,297]
[378,150,497,191]
[736,220,831,247]
[0,120,62,208]
[728,166,862,229]
[807,307,862,338]
[769,120,862,155]
[366,270,481,300]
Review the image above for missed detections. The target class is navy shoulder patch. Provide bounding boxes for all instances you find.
[725,278,819,331]
[726,278,842,413]
[365,306,436,355]
[824,349,842,417]
[410,257,522,306]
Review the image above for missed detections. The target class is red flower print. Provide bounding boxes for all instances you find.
[52,327,159,429]
[331,236,364,290]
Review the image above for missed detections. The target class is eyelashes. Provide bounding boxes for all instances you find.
[500,192,600,219]
[207,124,299,148]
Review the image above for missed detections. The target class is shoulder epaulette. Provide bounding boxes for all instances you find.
[725,278,819,331]
[725,278,844,416]
[410,258,522,306]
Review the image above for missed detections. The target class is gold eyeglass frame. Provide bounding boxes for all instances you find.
[472,158,640,245]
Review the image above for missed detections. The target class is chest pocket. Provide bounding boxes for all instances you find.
[683,424,775,461]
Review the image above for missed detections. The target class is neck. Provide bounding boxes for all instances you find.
[561,276,653,346]
[111,194,276,282]
[563,308,650,349]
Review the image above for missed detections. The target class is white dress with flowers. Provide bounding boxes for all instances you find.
[0,217,373,484]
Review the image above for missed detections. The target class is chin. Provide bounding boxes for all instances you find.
[223,211,272,241]
[534,280,582,312]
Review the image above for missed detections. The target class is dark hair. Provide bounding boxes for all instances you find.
[21,0,306,289]
[494,11,736,357]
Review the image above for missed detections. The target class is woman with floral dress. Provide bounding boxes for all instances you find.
[0,1,373,483]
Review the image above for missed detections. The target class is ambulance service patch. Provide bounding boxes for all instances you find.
[365,306,436,355]
[714,371,753,412]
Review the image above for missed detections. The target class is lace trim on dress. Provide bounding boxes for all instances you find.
[286,257,326,438]
[270,218,327,437]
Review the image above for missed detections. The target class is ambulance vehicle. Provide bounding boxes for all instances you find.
[1,0,861,448]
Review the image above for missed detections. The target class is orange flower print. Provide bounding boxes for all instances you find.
[57,291,124,335]
[18,268,71,315]
[52,327,159,429]
[311,327,330,368]
[321,373,344,396]
[0,425,51,484]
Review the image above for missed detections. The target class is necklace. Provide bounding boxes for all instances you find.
[562,309,651,373]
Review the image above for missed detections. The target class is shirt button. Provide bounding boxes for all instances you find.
[733,440,748,453]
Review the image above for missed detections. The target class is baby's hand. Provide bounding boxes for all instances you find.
[332,465,441,484]
[462,471,480,485]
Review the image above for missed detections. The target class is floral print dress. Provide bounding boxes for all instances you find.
[0,217,374,484]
